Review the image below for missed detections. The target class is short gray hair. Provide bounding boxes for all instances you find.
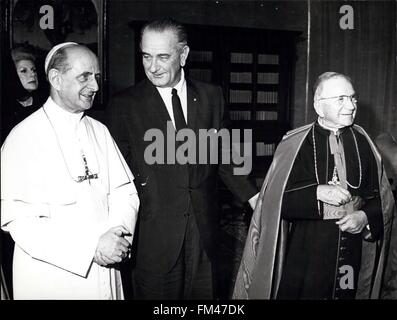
[313,72,353,100]
[140,18,188,49]
[45,42,79,78]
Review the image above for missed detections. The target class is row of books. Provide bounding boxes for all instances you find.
[188,69,212,82]
[189,50,213,62]
[229,90,252,103]
[230,72,252,83]
[229,72,279,85]
[230,52,279,65]
[230,52,253,64]
[229,90,278,104]
[256,111,278,120]
[257,91,278,104]
[229,110,251,120]
[256,142,276,156]
[229,110,278,121]
[257,72,279,84]
[258,54,279,65]
[192,71,279,87]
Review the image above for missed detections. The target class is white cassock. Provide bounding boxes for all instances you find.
[1,97,139,300]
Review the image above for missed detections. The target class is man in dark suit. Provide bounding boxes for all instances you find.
[107,18,258,300]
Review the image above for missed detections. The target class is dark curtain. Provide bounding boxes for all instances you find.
[308,0,397,139]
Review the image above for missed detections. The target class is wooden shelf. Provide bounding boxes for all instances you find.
[255,104,279,110]
[255,65,280,72]
[187,61,214,68]
[228,83,254,90]
[228,103,255,110]
[228,64,255,72]
[255,83,279,90]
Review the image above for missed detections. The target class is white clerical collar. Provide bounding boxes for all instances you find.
[156,68,186,95]
[44,96,84,130]
[42,96,98,180]
[317,117,341,135]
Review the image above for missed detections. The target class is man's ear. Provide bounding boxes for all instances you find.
[180,45,190,67]
[314,100,324,118]
[48,69,62,91]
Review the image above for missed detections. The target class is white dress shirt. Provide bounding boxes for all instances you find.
[156,68,188,128]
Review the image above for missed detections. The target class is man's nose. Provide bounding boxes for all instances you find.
[344,97,356,109]
[149,58,159,72]
[88,77,99,92]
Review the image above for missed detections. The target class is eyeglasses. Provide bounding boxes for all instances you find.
[316,94,358,105]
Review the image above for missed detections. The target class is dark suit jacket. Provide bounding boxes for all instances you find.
[107,77,257,274]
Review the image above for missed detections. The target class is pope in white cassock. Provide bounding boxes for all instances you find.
[1,43,140,299]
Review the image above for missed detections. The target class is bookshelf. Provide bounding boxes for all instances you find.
[220,27,298,189]
[129,21,299,192]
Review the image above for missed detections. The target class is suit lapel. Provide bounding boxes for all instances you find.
[140,79,172,132]
[186,78,199,131]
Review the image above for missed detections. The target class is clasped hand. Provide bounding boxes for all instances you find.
[335,210,368,234]
[317,185,368,234]
[317,184,352,206]
[94,225,131,266]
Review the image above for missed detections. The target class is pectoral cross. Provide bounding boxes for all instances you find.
[328,166,341,186]
[77,153,98,184]
[328,132,346,188]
